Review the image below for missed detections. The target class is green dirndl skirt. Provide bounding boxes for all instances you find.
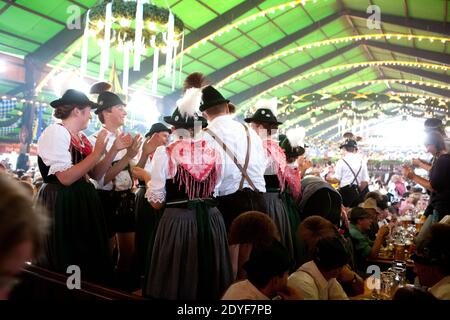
[37,179,113,285]
[280,190,302,270]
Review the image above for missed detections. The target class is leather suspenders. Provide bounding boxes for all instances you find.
[204,124,258,191]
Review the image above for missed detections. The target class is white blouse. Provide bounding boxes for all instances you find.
[90,129,132,191]
[145,145,174,204]
[37,123,73,176]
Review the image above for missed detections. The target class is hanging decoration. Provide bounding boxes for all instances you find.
[80,10,91,77]
[82,0,185,94]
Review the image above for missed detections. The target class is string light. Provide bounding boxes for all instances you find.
[237,60,449,114]
[179,0,318,57]
[0,95,51,106]
[320,79,450,93]
[222,33,450,90]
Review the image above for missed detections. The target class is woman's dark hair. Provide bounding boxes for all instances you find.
[54,104,88,120]
[244,240,293,289]
[313,236,349,272]
[425,131,446,152]
[229,211,280,245]
[252,121,279,132]
[298,216,339,264]
[344,146,357,153]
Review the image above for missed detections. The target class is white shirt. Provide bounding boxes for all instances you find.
[288,261,349,300]
[37,124,73,176]
[200,115,267,196]
[90,129,132,191]
[334,152,369,188]
[221,280,270,300]
[428,275,450,300]
[145,145,171,203]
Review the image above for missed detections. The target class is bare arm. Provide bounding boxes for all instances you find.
[369,225,389,259]
[104,134,143,185]
[412,158,432,172]
[136,135,163,168]
[89,146,118,180]
[56,151,103,186]
[408,172,434,192]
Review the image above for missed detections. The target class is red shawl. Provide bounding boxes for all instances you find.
[167,140,221,199]
[70,133,93,156]
[285,165,302,201]
[263,139,287,192]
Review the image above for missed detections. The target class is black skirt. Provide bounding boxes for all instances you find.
[36,179,113,285]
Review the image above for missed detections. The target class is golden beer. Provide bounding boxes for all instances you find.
[394,243,406,261]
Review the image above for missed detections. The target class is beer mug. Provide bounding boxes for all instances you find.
[415,218,424,233]
[394,243,406,261]
[380,271,396,300]
[401,216,412,229]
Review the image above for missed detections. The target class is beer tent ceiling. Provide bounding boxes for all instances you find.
[0,0,449,142]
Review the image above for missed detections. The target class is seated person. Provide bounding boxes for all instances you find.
[222,240,302,300]
[0,174,48,300]
[297,216,364,297]
[348,207,389,274]
[288,235,350,300]
[228,211,281,280]
[411,223,450,300]
[393,286,438,301]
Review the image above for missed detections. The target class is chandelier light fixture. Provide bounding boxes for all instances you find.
[80,0,185,95]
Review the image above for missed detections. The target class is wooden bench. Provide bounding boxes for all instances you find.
[10,264,145,300]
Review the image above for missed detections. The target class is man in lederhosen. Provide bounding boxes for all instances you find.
[197,85,268,231]
[91,90,142,290]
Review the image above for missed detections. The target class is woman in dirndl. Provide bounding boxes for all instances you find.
[36,89,113,285]
[279,131,307,268]
[133,97,232,300]
[134,123,171,278]
[244,98,294,260]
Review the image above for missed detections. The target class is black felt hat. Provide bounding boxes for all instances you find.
[50,89,98,109]
[95,91,126,114]
[145,123,171,138]
[339,139,358,149]
[424,118,444,131]
[244,108,283,125]
[198,85,230,112]
[163,108,207,129]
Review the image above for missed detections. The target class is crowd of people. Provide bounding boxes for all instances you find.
[0,72,449,301]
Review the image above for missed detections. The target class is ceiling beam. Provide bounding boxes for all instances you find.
[25,14,86,66]
[286,84,367,125]
[401,83,450,99]
[123,0,265,86]
[164,10,344,103]
[363,40,450,66]
[346,8,450,36]
[228,43,359,105]
[382,65,450,84]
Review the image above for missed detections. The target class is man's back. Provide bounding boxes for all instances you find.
[335,153,369,188]
[201,114,267,196]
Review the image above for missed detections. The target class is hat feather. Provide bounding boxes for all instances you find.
[286,127,305,148]
[89,82,112,94]
[254,97,278,116]
[177,87,203,118]
[183,72,206,91]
